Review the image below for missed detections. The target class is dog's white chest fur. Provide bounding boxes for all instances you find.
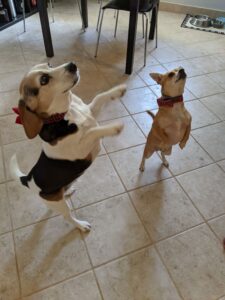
[43,94,100,161]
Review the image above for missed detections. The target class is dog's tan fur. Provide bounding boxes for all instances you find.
[140,67,192,171]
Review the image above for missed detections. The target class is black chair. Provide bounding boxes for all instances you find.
[95,0,159,67]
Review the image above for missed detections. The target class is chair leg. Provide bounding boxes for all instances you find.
[49,0,55,23]
[142,14,144,38]
[77,0,85,32]
[95,9,105,57]
[143,13,148,66]
[96,0,103,31]
[155,4,158,48]
[22,0,26,32]
[114,10,119,38]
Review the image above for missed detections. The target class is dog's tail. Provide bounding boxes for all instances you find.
[146,110,155,119]
[9,154,26,180]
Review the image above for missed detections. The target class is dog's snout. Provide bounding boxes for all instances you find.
[179,68,186,79]
[65,62,77,73]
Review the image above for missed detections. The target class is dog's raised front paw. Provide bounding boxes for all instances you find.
[76,220,92,232]
[110,84,127,100]
[179,142,186,149]
[111,122,124,135]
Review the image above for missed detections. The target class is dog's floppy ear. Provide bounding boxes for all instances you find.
[150,73,162,84]
[18,100,43,139]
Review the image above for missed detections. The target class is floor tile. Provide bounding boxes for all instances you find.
[71,155,125,208]
[218,160,225,172]
[14,216,91,296]
[132,111,154,136]
[24,271,101,300]
[130,178,203,241]
[157,224,225,300]
[208,70,225,90]
[0,70,27,93]
[121,87,157,113]
[185,100,219,129]
[7,181,56,229]
[96,246,181,300]
[77,193,150,266]
[0,233,20,300]
[0,184,11,235]
[192,122,225,161]
[166,136,213,176]
[0,114,26,144]
[137,64,168,86]
[151,46,185,64]
[0,149,5,183]
[189,55,225,74]
[0,90,20,116]
[200,93,225,120]
[177,164,225,219]
[208,215,225,243]
[3,138,42,180]
[102,116,146,152]
[110,145,172,190]
[186,75,224,98]
[97,99,128,122]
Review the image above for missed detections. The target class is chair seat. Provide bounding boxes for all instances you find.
[103,0,156,13]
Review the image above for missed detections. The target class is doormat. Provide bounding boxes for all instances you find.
[181,14,225,35]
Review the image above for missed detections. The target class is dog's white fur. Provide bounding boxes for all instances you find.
[10,62,126,232]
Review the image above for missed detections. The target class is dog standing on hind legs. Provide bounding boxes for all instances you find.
[10,62,126,232]
[140,67,192,171]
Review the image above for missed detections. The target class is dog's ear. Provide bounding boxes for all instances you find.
[150,73,162,84]
[18,100,43,139]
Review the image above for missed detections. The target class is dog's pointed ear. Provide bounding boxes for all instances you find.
[18,100,43,139]
[150,73,162,84]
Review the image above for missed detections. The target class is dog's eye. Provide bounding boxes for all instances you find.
[168,72,174,78]
[40,74,50,86]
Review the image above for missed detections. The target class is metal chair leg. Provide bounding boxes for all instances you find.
[143,13,148,66]
[155,4,158,48]
[96,0,103,31]
[114,10,119,38]
[49,0,55,23]
[22,0,26,32]
[77,0,85,31]
[95,9,105,57]
[142,14,144,38]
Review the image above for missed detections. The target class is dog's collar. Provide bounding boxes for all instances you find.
[12,106,66,125]
[157,95,183,107]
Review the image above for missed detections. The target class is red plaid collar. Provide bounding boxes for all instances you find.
[12,107,66,125]
[157,95,183,107]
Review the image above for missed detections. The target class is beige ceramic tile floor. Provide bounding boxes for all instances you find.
[1,1,225,299]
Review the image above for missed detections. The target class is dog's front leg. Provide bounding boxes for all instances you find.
[89,84,126,117]
[179,122,191,149]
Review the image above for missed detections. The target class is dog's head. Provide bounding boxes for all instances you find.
[18,62,79,138]
[150,67,186,97]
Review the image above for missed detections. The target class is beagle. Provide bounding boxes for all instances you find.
[10,62,126,232]
[140,67,192,171]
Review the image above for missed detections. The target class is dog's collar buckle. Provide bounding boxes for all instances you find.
[157,95,183,107]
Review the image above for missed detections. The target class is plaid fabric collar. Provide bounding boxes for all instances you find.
[157,95,183,107]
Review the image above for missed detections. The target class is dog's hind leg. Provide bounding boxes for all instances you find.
[43,197,91,232]
[89,84,126,117]
[160,152,169,167]
[139,144,155,172]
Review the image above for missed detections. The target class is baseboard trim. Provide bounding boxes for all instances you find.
[159,2,225,18]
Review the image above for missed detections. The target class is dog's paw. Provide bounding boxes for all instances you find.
[139,165,145,172]
[77,220,92,232]
[110,84,127,100]
[111,122,124,135]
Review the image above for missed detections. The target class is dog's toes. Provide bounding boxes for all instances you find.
[112,122,124,135]
[77,221,92,232]
[139,166,145,172]
[163,161,169,168]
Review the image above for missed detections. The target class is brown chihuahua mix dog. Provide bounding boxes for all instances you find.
[140,67,192,171]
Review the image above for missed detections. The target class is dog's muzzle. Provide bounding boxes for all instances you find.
[178,68,186,80]
[65,62,77,74]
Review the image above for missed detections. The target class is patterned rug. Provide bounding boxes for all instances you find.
[181,14,225,35]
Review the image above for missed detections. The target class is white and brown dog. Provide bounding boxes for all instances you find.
[10,62,126,232]
[140,67,192,171]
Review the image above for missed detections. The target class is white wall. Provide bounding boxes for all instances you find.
[161,0,225,11]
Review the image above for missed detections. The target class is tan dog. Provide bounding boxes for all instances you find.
[140,67,192,171]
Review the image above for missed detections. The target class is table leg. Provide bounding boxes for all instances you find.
[37,0,54,57]
[125,0,139,75]
[80,0,88,28]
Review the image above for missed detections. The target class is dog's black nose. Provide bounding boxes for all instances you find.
[65,62,77,73]
[179,68,186,79]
